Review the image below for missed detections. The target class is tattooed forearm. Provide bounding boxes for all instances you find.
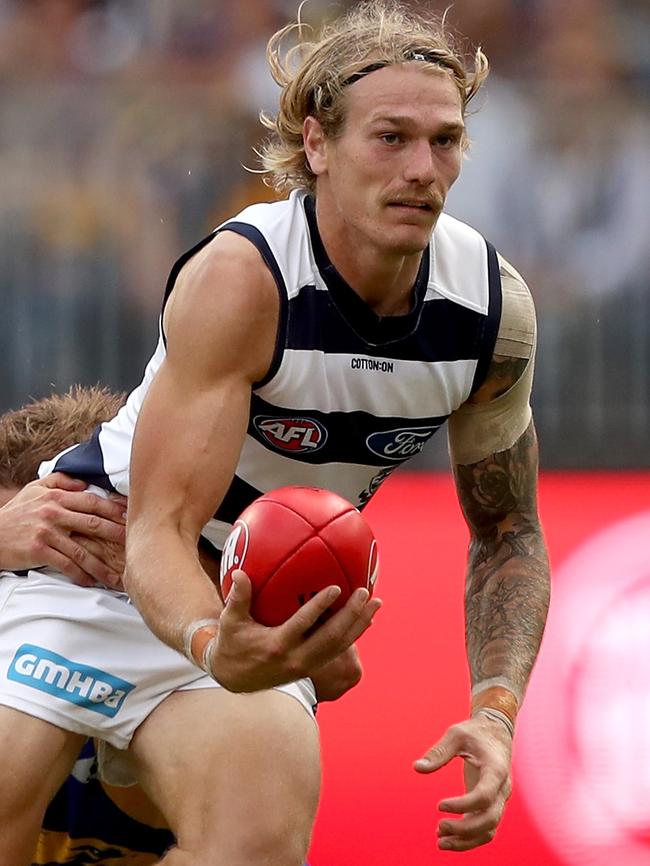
[453,420,550,700]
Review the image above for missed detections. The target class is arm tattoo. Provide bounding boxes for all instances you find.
[453,419,550,701]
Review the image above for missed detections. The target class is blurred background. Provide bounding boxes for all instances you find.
[1,0,648,468]
[1,2,649,865]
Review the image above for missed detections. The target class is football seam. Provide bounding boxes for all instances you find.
[253,533,318,597]
[261,496,354,533]
[244,500,357,599]
[312,524,355,596]
[255,513,356,598]
[256,533,350,614]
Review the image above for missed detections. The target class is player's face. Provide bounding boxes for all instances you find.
[308,65,464,258]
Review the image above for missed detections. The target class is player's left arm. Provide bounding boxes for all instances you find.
[415,256,551,852]
[453,256,550,719]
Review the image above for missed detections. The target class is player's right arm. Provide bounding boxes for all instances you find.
[124,231,380,692]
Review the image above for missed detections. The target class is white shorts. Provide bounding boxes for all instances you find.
[0,571,316,754]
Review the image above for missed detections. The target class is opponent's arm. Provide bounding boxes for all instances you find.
[415,257,550,852]
[125,232,379,692]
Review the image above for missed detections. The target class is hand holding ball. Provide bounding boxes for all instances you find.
[219,486,378,627]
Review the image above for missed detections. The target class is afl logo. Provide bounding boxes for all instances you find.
[219,520,249,583]
[254,416,327,453]
[366,426,438,462]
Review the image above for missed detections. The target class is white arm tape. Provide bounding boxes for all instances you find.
[447,354,534,465]
[183,618,220,671]
[474,708,515,738]
[447,256,537,465]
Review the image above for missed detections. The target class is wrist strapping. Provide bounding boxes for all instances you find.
[183,618,219,673]
[471,685,519,737]
[475,707,515,738]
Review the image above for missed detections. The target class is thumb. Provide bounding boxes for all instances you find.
[413,728,461,774]
[224,569,253,618]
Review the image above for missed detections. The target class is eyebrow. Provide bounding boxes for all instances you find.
[368,115,465,132]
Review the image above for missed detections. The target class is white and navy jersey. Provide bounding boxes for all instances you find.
[45,190,501,550]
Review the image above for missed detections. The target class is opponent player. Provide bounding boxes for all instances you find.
[0,3,550,862]
[0,387,127,589]
[0,387,174,862]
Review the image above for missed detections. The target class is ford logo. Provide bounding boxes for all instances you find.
[366,426,438,461]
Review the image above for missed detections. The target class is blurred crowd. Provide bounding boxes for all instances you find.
[1,0,648,466]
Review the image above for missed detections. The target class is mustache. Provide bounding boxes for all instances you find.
[383,190,445,210]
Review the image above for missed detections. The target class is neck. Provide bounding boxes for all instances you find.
[314,197,426,316]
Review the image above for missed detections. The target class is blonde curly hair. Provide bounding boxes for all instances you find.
[259,0,489,193]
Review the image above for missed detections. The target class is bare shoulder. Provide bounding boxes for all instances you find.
[165,230,278,329]
[163,230,281,383]
[184,230,275,286]
[469,254,536,406]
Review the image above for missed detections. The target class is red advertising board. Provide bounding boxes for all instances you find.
[309,471,650,866]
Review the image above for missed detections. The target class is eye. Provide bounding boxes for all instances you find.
[379,132,402,145]
[434,133,461,149]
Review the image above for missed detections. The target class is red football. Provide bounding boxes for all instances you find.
[219,486,378,627]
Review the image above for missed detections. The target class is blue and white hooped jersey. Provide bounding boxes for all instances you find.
[45,190,502,550]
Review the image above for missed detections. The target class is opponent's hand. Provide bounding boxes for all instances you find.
[70,536,126,590]
[310,644,363,702]
[0,473,127,588]
[208,570,381,693]
[414,714,513,852]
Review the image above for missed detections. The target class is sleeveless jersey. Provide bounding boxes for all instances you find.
[46,190,502,550]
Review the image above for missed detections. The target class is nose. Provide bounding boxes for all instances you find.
[403,139,435,186]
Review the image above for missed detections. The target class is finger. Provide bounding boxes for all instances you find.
[438,770,503,815]
[438,830,496,852]
[54,509,126,545]
[39,473,88,492]
[438,807,501,841]
[413,726,464,773]
[72,537,125,589]
[297,591,381,667]
[50,533,121,588]
[33,542,96,587]
[279,585,343,640]
[283,584,373,646]
[57,491,127,524]
[336,596,382,645]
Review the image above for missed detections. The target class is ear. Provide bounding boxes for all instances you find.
[303,116,328,177]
